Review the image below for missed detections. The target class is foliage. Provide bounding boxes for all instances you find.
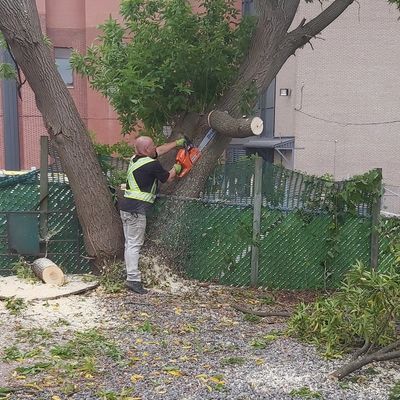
[92,140,132,188]
[98,260,125,293]
[288,262,400,358]
[389,381,400,400]
[289,387,322,399]
[380,217,400,265]
[12,257,38,283]
[71,0,255,134]
[5,297,27,315]
[0,63,16,79]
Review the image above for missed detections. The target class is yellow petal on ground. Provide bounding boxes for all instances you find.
[84,373,93,379]
[135,338,143,344]
[166,369,183,377]
[24,383,42,390]
[130,374,144,383]
[209,376,225,385]
[51,396,61,400]
[140,312,150,317]
[174,307,183,315]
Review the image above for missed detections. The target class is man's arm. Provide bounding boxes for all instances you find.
[156,141,176,156]
[156,138,186,157]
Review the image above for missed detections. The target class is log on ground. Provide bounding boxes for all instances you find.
[31,258,65,285]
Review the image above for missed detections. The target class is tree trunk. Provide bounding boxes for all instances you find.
[0,0,124,265]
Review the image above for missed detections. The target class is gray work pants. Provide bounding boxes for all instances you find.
[120,210,146,282]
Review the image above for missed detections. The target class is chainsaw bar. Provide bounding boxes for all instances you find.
[198,128,216,152]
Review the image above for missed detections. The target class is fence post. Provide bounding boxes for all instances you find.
[370,168,382,271]
[251,156,263,287]
[39,135,49,252]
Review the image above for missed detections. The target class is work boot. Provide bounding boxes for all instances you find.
[125,281,148,295]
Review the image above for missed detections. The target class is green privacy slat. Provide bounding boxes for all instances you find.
[0,160,396,288]
[0,172,90,275]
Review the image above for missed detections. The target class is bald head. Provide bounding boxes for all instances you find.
[135,136,157,158]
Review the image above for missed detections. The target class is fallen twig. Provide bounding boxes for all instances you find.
[232,303,291,318]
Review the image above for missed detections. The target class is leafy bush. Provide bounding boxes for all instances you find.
[287,262,400,358]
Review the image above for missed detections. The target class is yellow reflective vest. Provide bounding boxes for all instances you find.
[124,156,157,203]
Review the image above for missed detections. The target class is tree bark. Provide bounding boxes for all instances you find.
[330,346,400,380]
[0,0,124,264]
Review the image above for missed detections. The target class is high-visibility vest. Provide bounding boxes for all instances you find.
[124,156,157,203]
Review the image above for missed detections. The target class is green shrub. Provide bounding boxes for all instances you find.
[287,262,400,358]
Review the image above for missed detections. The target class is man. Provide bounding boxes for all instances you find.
[118,136,185,294]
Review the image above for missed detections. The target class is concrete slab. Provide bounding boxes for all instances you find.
[0,275,99,301]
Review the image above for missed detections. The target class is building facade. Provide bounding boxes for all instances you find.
[236,0,400,213]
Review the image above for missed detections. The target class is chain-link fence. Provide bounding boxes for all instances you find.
[1,140,397,289]
[148,159,393,289]
[0,160,89,275]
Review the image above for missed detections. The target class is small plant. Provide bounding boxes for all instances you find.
[289,387,323,399]
[12,258,38,283]
[389,381,400,400]
[259,295,276,305]
[5,297,27,315]
[138,320,154,334]
[220,356,246,366]
[243,313,261,324]
[16,328,53,343]
[2,346,41,362]
[250,331,282,349]
[99,260,125,294]
[15,361,53,375]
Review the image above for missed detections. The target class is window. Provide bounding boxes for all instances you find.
[55,48,73,87]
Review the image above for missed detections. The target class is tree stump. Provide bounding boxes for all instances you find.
[31,258,65,285]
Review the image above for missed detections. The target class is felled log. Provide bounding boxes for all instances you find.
[31,257,65,285]
[208,110,263,138]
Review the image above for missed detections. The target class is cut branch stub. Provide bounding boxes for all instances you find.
[208,110,263,138]
[32,258,65,286]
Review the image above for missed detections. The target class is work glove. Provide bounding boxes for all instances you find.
[173,163,182,175]
[175,137,187,148]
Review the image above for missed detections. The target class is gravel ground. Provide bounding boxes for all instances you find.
[0,283,399,400]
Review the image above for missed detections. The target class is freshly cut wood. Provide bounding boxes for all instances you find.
[207,110,263,138]
[32,258,65,285]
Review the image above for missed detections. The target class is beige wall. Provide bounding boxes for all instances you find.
[275,0,400,194]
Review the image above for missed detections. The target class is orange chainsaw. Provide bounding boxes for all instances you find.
[175,129,216,178]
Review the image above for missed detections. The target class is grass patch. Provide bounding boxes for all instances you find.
[16,328,53,343]
[250,331,282,349]
[2,346,42,362]
[50,329,122,361]
[243,313,261,324]
[289,387,322,399]
[389,381,400,400]
[15,362,53,375]
[220,356,246,366]
[5,297,27,315]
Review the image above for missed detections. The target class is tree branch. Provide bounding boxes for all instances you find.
[330,339,400,380]
[206,110,263,138]
[287,0,354,49]
[232,303,291,318]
